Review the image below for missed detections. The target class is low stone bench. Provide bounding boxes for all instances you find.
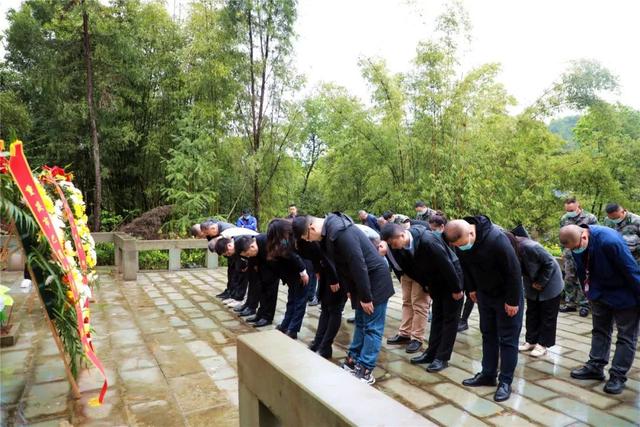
[237,330,433,427]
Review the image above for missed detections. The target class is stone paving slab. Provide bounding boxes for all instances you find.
[2,268,640,426]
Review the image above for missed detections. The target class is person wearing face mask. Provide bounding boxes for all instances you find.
[604,203,640,264]
[236,209,258,231]
[559,197,598,316]
[430,214,475,332]
[415,200,437,222]
[444,216,523,402]
[559,224,640,395]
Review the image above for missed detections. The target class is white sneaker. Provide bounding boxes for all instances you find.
[228,300,244,308]
[222,298,235,305]
[518,342,535,352]
[530,344,547,357]
[20,279,32,288]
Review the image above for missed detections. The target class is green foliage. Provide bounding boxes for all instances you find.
[549,115,579,146]
[139,250,169,270]
[95,242,114,265]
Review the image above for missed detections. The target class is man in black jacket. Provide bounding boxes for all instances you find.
[235,234,308,328]
[381,223,463,372]
[444,216,524,402]
[293,213,394,385]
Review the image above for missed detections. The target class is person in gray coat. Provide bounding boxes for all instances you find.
[508,233,563,357]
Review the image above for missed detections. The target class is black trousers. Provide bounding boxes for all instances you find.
[477,291,524,385]
[424,292,462,362]
[525,294,561,347]
[587,300,640,380]
[312,298,347,357]
[460,295,475,322]
[256,277,280,322]
[245,271,261,310]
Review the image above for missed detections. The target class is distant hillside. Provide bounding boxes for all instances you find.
[548,115,580,145]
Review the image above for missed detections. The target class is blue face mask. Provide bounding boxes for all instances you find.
[565,210,578,218]
[434,230,443,237]
[572,245,586,254]
[459,240,474,251]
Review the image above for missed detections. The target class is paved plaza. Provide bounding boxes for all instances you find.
[1,267,639,426]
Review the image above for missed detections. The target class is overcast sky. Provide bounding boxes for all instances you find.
[2,0,639,113]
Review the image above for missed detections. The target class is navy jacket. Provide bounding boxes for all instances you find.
[455,216,523,306]
[362,214,381,232]
[322,213,393,306]
[573,225,640,309]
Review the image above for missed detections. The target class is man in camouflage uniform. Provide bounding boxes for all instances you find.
[415,201,437,222]
[604,203,640,264]
[560,197,598,316]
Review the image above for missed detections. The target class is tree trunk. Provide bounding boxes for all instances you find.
[82,4,101,231]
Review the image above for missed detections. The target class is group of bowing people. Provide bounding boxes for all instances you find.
[190,208,640,402]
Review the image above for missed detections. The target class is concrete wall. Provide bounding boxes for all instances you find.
[237,330,433,427]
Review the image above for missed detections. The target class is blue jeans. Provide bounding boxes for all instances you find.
[280,282,309,333]
[348,301,388,370]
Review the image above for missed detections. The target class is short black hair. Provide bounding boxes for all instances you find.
[428,214,447,226]
[382,210,394,220]
[415,200,426,208]
[605,203,621,214]
[288,204,296,208]
[292,215,312,240]
[200,220,215,230]
[241,208,251,215]
[235,236,254,255]
[213,238,231,255]
[380,223,405,241]
[564,196,577,205]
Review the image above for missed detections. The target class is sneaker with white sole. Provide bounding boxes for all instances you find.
[353,364,376,385]
[222,298,235,305]
[518,342,535,352]
[228,300,244,308]
[530,344,547,357]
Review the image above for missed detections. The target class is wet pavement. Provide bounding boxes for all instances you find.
[1,267,639,426]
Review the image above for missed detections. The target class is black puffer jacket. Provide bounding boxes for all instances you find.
[391,225,463,295]
[321,213,394,307]
[456,216,523,306]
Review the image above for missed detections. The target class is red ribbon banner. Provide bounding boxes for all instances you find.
[7,141,107,403]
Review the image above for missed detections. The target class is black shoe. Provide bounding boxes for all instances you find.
[462,372,497,387]
[253,318,271,328]
[317,347,332,359]
[285,330,298,339]
[426,359,448,373]
[406,339,422,354]
[494,382,511,402]
[346,316,355,324]
[308,297,320,306]
[579,307,590,317]
[216,291,230,299]
[603,376,625,394]
[354,364,376,385]
[238,307,255,317]
[457,321,469,332]
[387,334,411,345]
[246,315,259,323]
[570,365,605,380]
[308,340,319,352]
[341,355,357,373]
[410,351,433,365]
[233,304,247,313]
[559,305,577,313]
